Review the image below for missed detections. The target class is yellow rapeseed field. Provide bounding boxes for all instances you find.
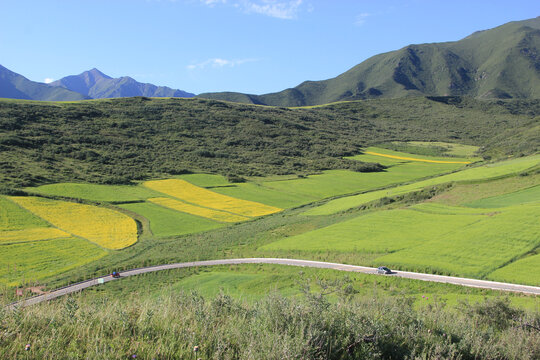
[144,179,282,217]
[149,197,249,223]
[9,197,137,250]
[0,227,70,244]
[364,151,471,164]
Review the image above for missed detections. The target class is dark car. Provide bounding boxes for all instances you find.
[376,266,392,274]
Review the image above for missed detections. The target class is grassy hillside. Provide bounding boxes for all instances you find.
[0,96,538,188]
[199,17,540,106]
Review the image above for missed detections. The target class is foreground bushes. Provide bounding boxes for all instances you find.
[1,291,539,359]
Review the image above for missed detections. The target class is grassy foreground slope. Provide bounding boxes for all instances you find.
[4,286,539,359]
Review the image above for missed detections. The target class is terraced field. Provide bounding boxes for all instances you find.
[405,141,480,158]
[262,200,540,284]
[144,179,282,217]
[306,154,540,216]
[0,196,49,230]
[364,151,470,164]
[362,147,473,164]
[3,146,538,290]
[9,197,138,249]
[0,228,70,245]
[489,253,540,285]
[465,184,540,208]
[148,197,249,223]
[212,151,470,209]
[0,196,107,285]
[119,202,224,238]
[26,183,162,202]
[0,237,107,286]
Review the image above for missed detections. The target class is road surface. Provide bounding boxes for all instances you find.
[8,258,540,309]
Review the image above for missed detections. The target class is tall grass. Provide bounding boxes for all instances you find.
[1,290,538,359]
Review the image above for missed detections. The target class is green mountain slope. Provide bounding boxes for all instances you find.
[198,17,540,106]
[0,65,89,101]
[0,96,538,187]
[50,68,195,99]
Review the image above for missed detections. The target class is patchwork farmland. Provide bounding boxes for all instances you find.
[2,144,538,293]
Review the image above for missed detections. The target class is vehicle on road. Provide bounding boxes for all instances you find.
[111,271,121,278]
[377,266,393,274]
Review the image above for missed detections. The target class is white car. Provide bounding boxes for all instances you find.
[376,266,392,274]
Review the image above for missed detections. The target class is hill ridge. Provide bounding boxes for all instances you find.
[198,17,540,106]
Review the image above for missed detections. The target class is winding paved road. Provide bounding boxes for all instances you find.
[8,258,540,309]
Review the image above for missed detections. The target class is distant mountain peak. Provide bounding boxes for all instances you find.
[86,68,112,80]
[0,64,89,101]
[49,69,195,99]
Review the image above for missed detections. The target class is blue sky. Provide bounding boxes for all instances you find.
[1,0,538,94]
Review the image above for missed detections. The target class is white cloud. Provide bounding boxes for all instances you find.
[355,12,370,26]
[44,78,54,84]
[200,0,227,6]
[187,58,258,70]
[242,0,303,20]
[199,0,305,19]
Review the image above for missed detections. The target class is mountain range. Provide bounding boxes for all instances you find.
[0,64,90,101]
[1,17,539,104]
[0,67,194,101]
[50,68,194,99]
[198,17,540,106]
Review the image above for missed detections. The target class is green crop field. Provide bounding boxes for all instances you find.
[119,202,224,238]
[0,146,537,294]
[352,146,475,164]
[377,141,481,158]
[0,228,71,245]
[429,174,540,206]
[25,183,162,202]
[85,264,539,310]
[465,185,540,208]
[261,160,462,202]
[176,174,231,187]
[406,141,480,158]
[377,204,540,280]
[306,154,540,215]
[212,182,316,208]
[488,253,540,285]
[262,202,540,284]
[261,208,484,254]
[0,196,49,230]
[0,237,107,286]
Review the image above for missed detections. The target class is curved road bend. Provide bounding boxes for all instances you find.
[9,258,540,309]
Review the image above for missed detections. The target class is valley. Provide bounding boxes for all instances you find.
[0,97,538,359]
[2,7,540,359]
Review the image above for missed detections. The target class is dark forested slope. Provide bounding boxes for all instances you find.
[0,96,538,187]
